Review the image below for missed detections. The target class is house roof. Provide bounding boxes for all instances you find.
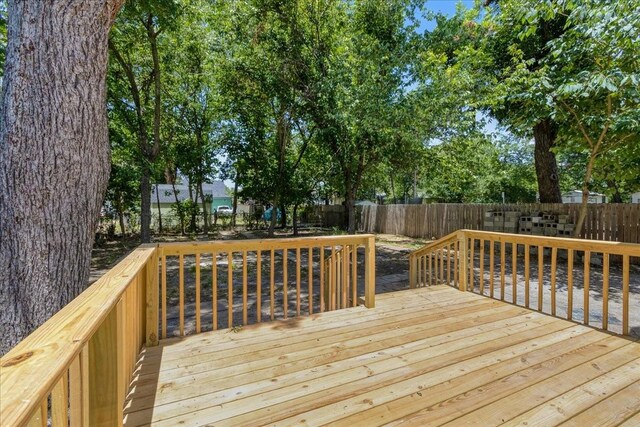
[152,181,229,204]
[562,190,606,197]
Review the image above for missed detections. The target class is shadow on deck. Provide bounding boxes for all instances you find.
[124,286,640,427]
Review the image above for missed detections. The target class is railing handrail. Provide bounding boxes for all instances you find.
[158,234,374,256]
[462,229,640,256]
[410,231,459,258]
[0,244,157,427]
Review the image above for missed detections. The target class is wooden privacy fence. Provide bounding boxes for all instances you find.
[410,230,640,337]
[361,203,640,244]
[0,235,375,427]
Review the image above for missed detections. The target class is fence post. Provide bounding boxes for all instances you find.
[458,231,468,292]
[364,235,376,308]
[146,246,159,347]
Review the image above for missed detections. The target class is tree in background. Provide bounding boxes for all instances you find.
[501,0,639,235]
[108,0,179,243]
[0,0,125,355]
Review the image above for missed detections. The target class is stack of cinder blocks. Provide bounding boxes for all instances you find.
[504,211,520,233]
[557,214,575,236]
[484,211,504,232]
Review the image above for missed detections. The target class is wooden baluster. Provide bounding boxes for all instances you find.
[440,248,444,284]
[454,241,459,288]
[538,246,544,312]
[242,251,248,325]
[512,243,517,304]
[488,240,494,298]
[342,246,348,308]
[195,253,201,334]
[622,254,630,335]
[161,255,167,339]
[434,250,439,285]
[351,244,357,307]
[116,300,124,415]
[330,246,336,310]
[51,374,68,426]
[179,254,184,336]
[429,252,433,286]
[320,246,325,312]
[89,308,119,426]
[479,240,485,295]
[584,250,591,325]
[212,252,218,330]
[296,247,301,316]
[602,252,609,329]
[550,247,557,316]
[500,241,506,301]
[228,252,233,328]
[309,247,314,314]
[69,353,82,425]
[524,244,530,309]
[257,249,262,322]
[27,399,47,427]
[270,249,275,321]
[447,243,451,286]
[80,345,89,426]
[469,240,475,292]
[283,248,288,319]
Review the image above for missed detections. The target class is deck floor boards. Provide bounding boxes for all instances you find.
[124,286,640,426]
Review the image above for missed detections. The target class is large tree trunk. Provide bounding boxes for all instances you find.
[533,119,562,203]
[0,0,124,356]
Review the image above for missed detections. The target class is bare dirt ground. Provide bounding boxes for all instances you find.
[90,230,639,338]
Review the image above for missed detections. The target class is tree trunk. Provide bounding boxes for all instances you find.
[118,210,126,237]
[198,182,209,234]
[292,204,299,236]
[345,187,356,234]
[268,202,277,237]
[188,185,197,232]
[155,183,163,233]
[280,203,287,229]
[171,181,185,235]
[533,119,562,203]
[0,0,125,356]
[140,168,152,242]
[231,178,239,227]
[574,153,597,238]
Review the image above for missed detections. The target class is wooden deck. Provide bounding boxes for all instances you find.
[124,286,640,426]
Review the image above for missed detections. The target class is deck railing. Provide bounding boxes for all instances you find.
[410,230,639,336]
[0,234,375,427]
[157,235,376,338]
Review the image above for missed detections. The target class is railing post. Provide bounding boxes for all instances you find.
[364,235,376,308]
[458,231,468,292]
[146,246,159,347]
[409,254,416,289]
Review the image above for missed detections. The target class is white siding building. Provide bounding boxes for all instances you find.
[561,190,607,204]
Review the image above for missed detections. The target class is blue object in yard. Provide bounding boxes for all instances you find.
[263,207,282,222]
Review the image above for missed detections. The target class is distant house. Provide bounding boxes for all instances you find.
[631,192,640,203]
[151,181,232,224]
[561,190,607,204]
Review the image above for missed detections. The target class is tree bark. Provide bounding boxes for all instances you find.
[155,183,163,233]
[0,0,125,356]
[533,119,562,203]
[231,177,239,227]
[292,204,299,236]
[198,181,209,234]
[574,153,597,237]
